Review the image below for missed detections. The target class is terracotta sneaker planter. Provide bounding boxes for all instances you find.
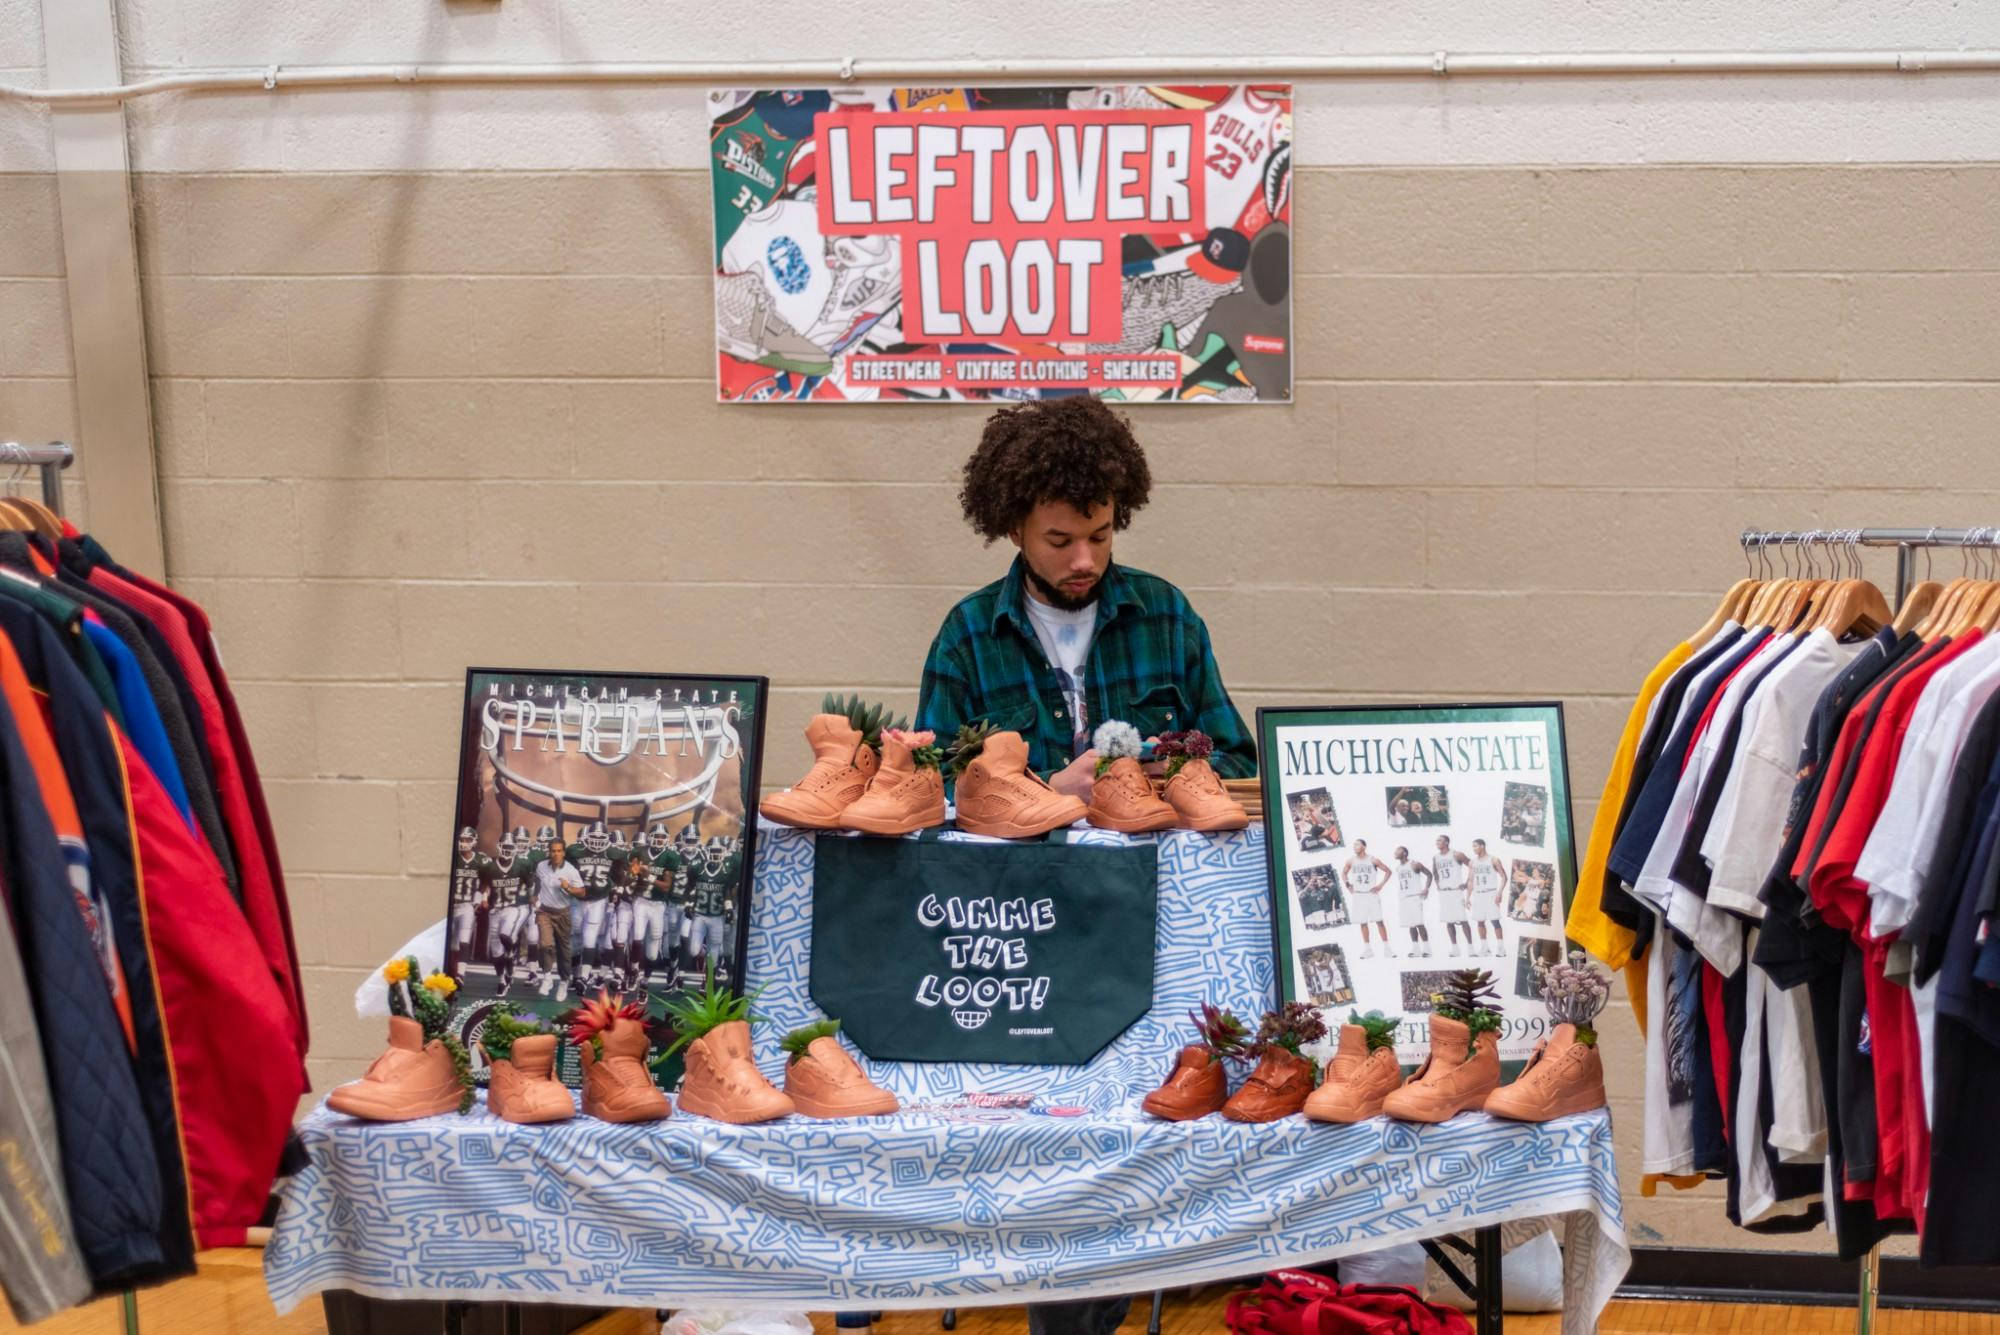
[784,1036,900,1118]
[328,1016,464,1122]
[1302,1025,1405,1123]
[1484,1024,1606,1122]
[677,1019,795,1124]
[1161,757,1250,832]
[1221,1046,1315,1123]
[1088,756,1178,833]
[954,731,1087,839]
[578,1018,671,1123]
[1381,1014,1500,1124]
[840,731,946,836]
[760,714,879,829]
[482,1033,576,1125]
[1140,1045,1229,1121]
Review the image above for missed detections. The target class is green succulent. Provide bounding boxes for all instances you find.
[654,959,764,1061]
[479,1009,545,1064]
[946,719,1001,776]
[779,1017,843,1064]
[823,692,908,752]
[1348,1009,1402,1053]
[441,1035,475,1114]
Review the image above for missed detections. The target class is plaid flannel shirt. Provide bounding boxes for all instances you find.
[916,557,1255,779]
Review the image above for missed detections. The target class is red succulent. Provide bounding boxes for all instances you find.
[561,990,646,1048]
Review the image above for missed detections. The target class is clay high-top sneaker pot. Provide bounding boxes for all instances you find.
[482,1034,575,1124]
[578,1018,670,1123]
[1381,1014,1500,1123]
[677,1019,795,1124]
[1162,757,1250,832]
[1484,1024,1606,1122]
[1088,756,1178,833]
[953,731,1087,839]
[1221,1046,1315,1123]
[759,715,879,829]
[327,1016,464,1121]
[839,732,946,836]
[1140,1045,1228,1121]
[783,1036,900,1118]
[1302,1024,1405,1123]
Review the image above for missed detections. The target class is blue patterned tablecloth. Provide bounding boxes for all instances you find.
[267,825,1627,1333]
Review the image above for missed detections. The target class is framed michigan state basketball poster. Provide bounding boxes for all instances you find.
[441,668,769,1084]
[1257,703,1578,1075]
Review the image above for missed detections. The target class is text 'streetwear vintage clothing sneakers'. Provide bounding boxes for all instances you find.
[577,1018,670,1123]
[1140,1045,1228,1121]
[1483,1023,1607,1122]
[327,1016,463,1122]
[480,1034,575,1125]
[783,1036,901,1118]
[1221,1046,1315,1123]
[677,1019,796,1124]
[1162,757,1250,832]
[953,731,1088,839]
[839,731,946,836]
[759,714,879,829]
[1088,755,1178,833]
[1381,1014,1500,1124]
[1302,1024,1406,1123]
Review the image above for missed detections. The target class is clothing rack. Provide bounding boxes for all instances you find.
[1733,527,2000,1335]
[0,439,73,517]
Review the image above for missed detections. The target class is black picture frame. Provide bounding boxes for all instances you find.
[439,667,769,1086]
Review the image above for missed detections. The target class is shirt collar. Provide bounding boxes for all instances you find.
[992,555,1140,637]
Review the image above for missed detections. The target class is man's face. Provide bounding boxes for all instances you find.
[1011,498,1114,611]
[550,842,567,866]
[1436,835,1450,852]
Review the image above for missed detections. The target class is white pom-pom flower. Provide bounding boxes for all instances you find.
[1093,720,1144,760]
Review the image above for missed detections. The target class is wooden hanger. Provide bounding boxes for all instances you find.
[1690,577,1759,645]
[1,495,61,539]
[1812,578,1893,637]
[0,498,35,532]
[1915,576,1970,639]
[1893,580,1943,637]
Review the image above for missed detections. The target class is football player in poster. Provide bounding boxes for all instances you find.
[484,833,535,997]
[1467,838,1510,959]
[1432,834,1474,958]
[1391,845,1434,959]
[630,822,688,991]
[1342,839,1397,960]
[449,826,494,977]
[686,829,742,984]
[568,821,624,992]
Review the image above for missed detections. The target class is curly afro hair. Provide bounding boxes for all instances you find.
[958,397,1153,544]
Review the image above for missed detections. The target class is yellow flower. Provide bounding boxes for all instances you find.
[383,958,411,984]
[422,972,457,996]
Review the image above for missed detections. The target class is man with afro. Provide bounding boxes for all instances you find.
[916,396,1254,803]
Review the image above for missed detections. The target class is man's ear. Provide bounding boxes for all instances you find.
[1007,527,1024,551]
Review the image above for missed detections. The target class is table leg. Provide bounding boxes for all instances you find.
[940,1310,957,1330]
[1473,1225,1503,1335]
[444,1299,468,1335]
[1148,1290,1164,1335]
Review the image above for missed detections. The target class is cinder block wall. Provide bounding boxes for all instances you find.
[13,0,2000,1255]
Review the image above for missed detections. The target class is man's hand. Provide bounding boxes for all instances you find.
[1050,749,1099,799]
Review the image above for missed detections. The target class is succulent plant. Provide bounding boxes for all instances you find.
[779,1017,843,1064]
[478,1008,545,1064]
[1187,1001,1251,1062]
[946,719,1001,776]
[823,692,908,753]
[1432,968,1504,1054]
[1348,1009,1401,1053]
[655,959,763,1061]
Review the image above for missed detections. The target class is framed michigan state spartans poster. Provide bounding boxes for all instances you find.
[440,668,768,1084]
[1257,703,1577,1075]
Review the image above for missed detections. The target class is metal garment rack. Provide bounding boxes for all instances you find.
[0,439,72,517]
[1735,527,2000,1335]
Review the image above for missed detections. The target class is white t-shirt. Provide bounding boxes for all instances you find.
[534,859,584,911]
[1023,595,1097,757]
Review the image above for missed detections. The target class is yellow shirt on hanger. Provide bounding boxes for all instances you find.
[1565,639,1695,1035]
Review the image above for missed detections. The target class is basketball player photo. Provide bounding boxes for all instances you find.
[440,669,769,1085]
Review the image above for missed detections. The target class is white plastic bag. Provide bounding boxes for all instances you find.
[353,919,447,1018]
[1425,1228,1564,1313]
[660,1313,813,1335]
[1337,1242,1427,1291]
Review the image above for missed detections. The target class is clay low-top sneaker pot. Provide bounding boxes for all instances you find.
[677,1019,796,1124]
[1302,1024,1405,1124]
[784,1036,900,1118]
[1088,756,1178,833]
[1140,1045,1228,1121]
[1381,1014,1500,1124]
[1483,1024,1606,1122]
[1221,1046,1315,1123]
[1162,758,1250,832]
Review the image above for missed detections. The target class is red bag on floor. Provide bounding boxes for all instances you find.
[1225,1270,1475,1335]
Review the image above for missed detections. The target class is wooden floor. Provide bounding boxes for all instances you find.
[10,1255,2000,1334]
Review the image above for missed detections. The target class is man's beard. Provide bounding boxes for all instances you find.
[1026,563,1104,613]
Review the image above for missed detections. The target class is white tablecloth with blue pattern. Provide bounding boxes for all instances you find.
[266,825,1627,1332]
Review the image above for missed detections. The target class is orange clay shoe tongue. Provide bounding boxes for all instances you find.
[1163,758,1249,831]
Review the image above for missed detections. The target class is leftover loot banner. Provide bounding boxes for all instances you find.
[441,668,769,1087]
[809,832,1158,1064]
[1257,704,1578,1075]
[712,85,1293,403]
